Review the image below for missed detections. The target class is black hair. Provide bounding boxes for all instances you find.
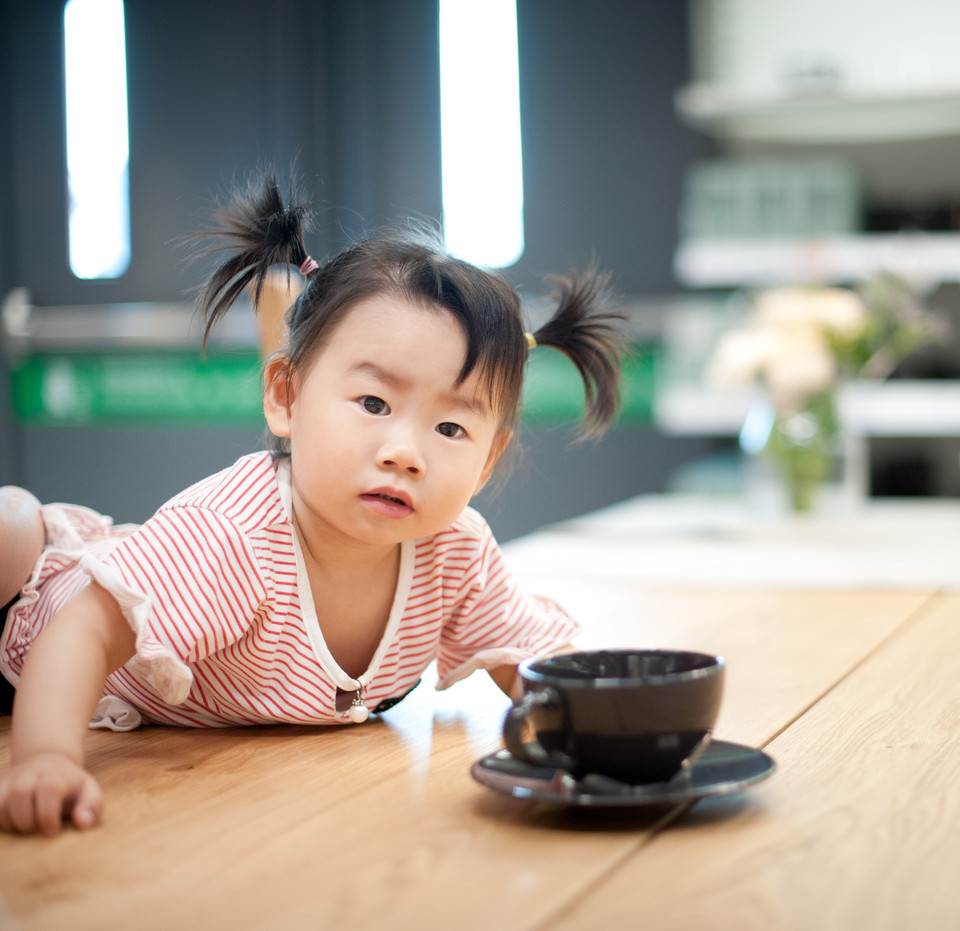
[194,171,627,454]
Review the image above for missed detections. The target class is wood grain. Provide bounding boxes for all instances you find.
[0,586,934,930]
[547,594,960,931]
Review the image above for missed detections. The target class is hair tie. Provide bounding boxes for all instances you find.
[525,332,537,350]
[299,256,319,276]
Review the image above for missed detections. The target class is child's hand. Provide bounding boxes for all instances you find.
[0,752,103,835]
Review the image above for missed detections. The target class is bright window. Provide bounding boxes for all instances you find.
[439,0,524,268]
[63,0,131,279]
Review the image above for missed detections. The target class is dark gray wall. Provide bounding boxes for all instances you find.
[2,0,447,305]
[0,0,717,538]
[513,0,701,291]
[0,1,13,298]
[0,0,16,482]
[3,0,704,305]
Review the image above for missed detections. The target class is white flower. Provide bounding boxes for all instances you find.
[703,329,767,390]
[755,286,867,340]
[704,288,844,411]
[761,330,836,409]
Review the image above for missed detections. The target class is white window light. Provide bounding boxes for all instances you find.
[63,0,131,279]
[439,0,524,268]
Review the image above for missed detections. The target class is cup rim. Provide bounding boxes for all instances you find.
[519,649,725,688]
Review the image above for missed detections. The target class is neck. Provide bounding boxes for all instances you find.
[301,529,400,582]
[291,502,400,583]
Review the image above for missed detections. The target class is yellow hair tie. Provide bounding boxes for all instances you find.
[525,332,537,350]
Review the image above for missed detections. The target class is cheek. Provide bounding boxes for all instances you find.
[288,407,356,467]
[439,446,493,493]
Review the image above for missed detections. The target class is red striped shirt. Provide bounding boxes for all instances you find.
[1,452,578,727]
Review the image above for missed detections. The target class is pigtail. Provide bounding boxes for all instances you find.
[193,172,313,348]
[531,267,628,437]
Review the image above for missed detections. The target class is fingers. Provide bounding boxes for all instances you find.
[5,784,48,836]
[0,755,103,835]
[70,775,103,831]
[35,780,68,836]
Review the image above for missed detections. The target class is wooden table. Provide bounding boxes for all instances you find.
[1,497,958,930]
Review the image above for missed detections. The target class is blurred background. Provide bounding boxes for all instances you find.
[1,0,959,541]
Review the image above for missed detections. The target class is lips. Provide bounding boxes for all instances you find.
[368,487,411,507]
[361,488,414,518]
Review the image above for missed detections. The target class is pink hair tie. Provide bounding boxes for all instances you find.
[299,256,319,276]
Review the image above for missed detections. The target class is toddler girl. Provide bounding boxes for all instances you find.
[0,172,626,835]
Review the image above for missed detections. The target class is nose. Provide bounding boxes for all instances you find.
[377,429,425,477]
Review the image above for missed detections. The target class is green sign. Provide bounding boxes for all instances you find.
[521,343,657,426]
[11,351,265,426]
[10,343,658,428]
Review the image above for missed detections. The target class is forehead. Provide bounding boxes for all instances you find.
[328,293,466,357]
[321,294,486,394]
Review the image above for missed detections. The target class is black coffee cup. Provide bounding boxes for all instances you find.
[502,649,725,785]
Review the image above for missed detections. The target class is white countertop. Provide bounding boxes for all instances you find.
[503,494,960,591]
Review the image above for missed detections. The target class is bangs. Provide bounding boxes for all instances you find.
[453,315,525,427]
[402,254,526,428]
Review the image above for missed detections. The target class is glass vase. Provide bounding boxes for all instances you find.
[740,390,861,514]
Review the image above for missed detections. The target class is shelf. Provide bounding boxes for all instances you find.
[654,380,960,438]
[675,83,960,143]
[674,233,960,288]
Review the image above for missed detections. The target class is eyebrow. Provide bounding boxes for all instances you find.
[350,361,491,417]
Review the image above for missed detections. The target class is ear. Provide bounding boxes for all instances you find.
[262,355,295,438]
[473,428,513,495]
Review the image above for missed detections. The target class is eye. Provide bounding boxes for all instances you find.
[360,396,390,415]
[436,422,465,439]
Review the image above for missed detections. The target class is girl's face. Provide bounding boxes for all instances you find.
[264,294,510,552]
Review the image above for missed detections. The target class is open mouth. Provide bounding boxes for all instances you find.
[373,493,407,506]
[362,490,414,515]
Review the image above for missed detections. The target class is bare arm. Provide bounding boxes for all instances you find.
[487,642,579,702]
[487,664,522,702]
[1,582,136,835]
[252,270,302,358]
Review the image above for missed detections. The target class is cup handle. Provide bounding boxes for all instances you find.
[502,687,574,771]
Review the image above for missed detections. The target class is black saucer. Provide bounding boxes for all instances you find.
[471,739,775,807]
